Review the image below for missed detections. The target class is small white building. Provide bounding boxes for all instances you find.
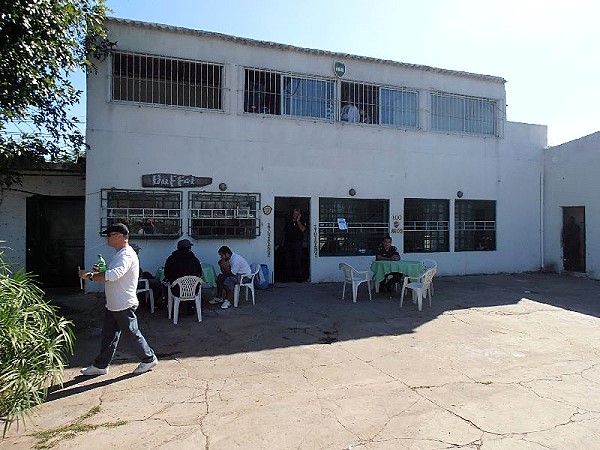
[543,132,600,279]
[80,17,550,288]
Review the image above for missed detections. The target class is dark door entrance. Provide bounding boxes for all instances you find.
[26,196,85,287]
[561,206,585,273]
[274,197,310,282]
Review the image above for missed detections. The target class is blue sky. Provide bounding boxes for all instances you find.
[80,0,600,146]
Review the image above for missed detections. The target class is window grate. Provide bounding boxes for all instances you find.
[404,198,449,253]
[318,198,389,256]
[112,51,224,110]
[101,189,182,238]
[188,192,260,239]
[455,200,496,251]
[431,92,497,136]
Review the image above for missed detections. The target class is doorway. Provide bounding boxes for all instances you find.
[561,206,585,273]
[274,197,310,282]
[26,196,85,287]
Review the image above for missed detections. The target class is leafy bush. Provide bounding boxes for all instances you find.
[0,254,74,436]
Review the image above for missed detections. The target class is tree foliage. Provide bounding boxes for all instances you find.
[0,0,113,188]
[0,251,75,436]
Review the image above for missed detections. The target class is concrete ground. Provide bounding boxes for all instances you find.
[4,272,600,449]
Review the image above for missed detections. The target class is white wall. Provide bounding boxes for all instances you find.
[83,20,547,287]
[543,132,600,279]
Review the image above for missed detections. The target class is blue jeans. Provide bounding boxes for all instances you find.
[94,307,155,369]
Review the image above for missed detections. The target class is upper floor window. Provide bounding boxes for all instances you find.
[189,192,260,239]
[112,51,224,110]
[431,92,497,136]
[101,189,182,238]
[404,198,449,253]
[319,198,389,256]
[341,81,418,128]
[455,200,496,251]
[244,68,335,119]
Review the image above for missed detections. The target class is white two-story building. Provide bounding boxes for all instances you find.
[82,17,548,288]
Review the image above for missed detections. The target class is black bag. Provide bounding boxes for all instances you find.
[381,272,404,292]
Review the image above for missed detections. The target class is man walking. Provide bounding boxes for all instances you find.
[78,223,158,375]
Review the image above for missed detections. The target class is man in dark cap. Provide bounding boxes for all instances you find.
[78,223,158,376]
[163,239,202,312]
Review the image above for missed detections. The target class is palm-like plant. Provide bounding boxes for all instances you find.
[0,252,75,436]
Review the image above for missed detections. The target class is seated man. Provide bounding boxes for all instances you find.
[209,245,251,309]
[163,239,202,313]
[376,236,403,292]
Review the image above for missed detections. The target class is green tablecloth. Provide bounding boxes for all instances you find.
[370,260,424,291]
[201,263,217,288]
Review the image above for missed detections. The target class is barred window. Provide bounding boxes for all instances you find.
[455,200,496,251]
[189,192,260,239]
[341,81,379,124]
[431,92,497,136]
[380,88,418,128]
[319,198,389,256]
[112,51,224,110]
[244,68,334,119]
[404,198,449,253]
[101,189,182,238]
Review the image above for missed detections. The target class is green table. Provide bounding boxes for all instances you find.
[370,260,424,293]
[201,263,217,288]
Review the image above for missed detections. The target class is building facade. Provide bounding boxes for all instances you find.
[82,17,547,289]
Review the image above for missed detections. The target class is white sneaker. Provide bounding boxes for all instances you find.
[133,356,158,375]
[208,297,223,305]
[80,365,108,376]
[221,300,231,309]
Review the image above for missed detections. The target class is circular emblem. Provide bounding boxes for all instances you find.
[262,205,273,215]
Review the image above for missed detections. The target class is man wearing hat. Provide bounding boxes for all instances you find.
[163,239,202,310]
[78,223,158,375]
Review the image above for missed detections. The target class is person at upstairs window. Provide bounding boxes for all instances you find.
[209,245,251,309]
[376,235,403,293]
[282,207,307,282]
[163,239,202,313]
[78,223,158,376]
[340,96,360,123]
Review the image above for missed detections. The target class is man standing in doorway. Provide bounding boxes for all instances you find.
[78,223,158,376]
[282,207,306,282]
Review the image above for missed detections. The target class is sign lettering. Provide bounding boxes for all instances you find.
[142,174,212,188]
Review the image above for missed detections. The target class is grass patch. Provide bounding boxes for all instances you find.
[32,405,127,449]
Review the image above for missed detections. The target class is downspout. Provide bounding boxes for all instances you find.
[540,169,544,270]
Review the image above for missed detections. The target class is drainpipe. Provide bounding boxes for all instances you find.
[539,170,544,270]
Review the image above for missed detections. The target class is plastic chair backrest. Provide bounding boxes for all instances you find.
[421,259,437,271]
[171,276,202,299]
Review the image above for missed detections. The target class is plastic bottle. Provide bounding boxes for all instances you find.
[97,254,107,273]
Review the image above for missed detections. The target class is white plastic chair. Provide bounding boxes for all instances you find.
[167,276,202,324]
[136,279,155,313]
[421,259,438,296]
[339,262,372,303]
[400,268,436,311]
[233,266,260,307]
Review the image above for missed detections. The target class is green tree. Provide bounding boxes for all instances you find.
[0,251,75,436]
[0,0,112,188]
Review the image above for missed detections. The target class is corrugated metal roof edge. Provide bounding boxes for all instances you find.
[106,17,506,84]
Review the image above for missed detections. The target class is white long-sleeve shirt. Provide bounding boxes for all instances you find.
[104,245,140,311]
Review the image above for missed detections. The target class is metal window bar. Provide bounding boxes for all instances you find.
[340,81,379,124]
[456,220,496,231]
[112,51,224,110]
[188,192,261,239]
[380,87,419,128]
[431,92,496,136]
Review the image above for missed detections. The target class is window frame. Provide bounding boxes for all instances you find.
[431,92,497,136]
[188,191,261,239]
[403,198,449,253]
[318,197,389,257]
[455,199,497,251]
[101,189,183,239]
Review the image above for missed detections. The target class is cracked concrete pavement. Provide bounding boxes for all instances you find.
[4,272,600,449]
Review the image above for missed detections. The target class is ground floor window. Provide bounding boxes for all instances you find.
[318,198,389,256]
[404,198,449,252]
[455,200,496,251]
[101,189,182,238]
[189,192,260,239]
